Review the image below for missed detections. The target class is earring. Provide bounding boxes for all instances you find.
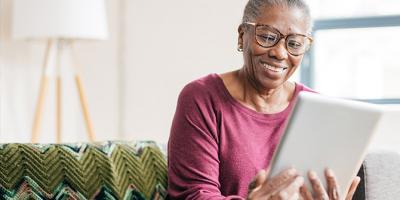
[237,45,243,52]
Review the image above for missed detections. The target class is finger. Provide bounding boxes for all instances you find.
[247,168,270,198]
[308,170,329,200]
[345,176,361,200]
[269,188,292,200]
[259,168,298,198]
[269,176,304,200]
[300,185,313,200]
[249,169,268,192]
[288,191,300,200]
[280,176,304,199]
[258,167,271,185]
[261,167,298,193]
[325,168,340,200]
[254,170,267,187]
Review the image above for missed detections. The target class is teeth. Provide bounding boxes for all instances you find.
[262,63,286,73]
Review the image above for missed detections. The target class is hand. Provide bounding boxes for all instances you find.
[345,176,361,200]
[300,169,361,200]
[247,168,304,200]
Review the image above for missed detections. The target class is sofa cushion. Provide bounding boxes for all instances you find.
[362,151,400,200]
[0,141,167,200]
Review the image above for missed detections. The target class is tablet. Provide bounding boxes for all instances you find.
[269,92,384,198]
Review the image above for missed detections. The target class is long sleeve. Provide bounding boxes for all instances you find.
[167,83,244,200]
[167,75,310,199]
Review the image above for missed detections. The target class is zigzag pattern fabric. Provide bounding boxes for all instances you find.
[0,141,168,200]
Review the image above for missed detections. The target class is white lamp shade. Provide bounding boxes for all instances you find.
[12,0,109,40]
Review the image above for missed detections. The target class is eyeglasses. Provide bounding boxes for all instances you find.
[244,22,313,56]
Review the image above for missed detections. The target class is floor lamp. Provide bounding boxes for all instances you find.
[12,0,108,143]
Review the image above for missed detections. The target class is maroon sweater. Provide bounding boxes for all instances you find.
[168,74,312,199]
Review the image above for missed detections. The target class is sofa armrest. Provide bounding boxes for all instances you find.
[356,151,400,200]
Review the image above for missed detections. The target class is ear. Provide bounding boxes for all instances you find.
[237,24,245,49]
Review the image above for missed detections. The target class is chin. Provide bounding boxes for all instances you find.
[259,79,285,90]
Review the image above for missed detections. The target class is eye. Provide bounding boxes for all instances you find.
[287,40,303,49]
[258,34,277,42]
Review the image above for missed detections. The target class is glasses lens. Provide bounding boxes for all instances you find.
[255,26,279,47]
[286,35,311,55]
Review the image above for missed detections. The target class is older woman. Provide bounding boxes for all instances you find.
[168,0,360,199]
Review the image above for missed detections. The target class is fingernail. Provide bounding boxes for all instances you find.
[292,192,299,199]
[327,169,334,177]
[309,171,317,179]
[296,176,304,185]
[288,168,297,175]
[279,191,288,199]
[333,188,339,199]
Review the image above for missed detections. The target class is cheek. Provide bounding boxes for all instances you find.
[252,45,268,56]
[286,56,303,76]
[243,45,256,66]
[243,45,265,69]
[242,34,265,59]
[243,48,261,73]
[289,56,303,69]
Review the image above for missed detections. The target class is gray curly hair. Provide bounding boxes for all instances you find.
[242,0,312,32]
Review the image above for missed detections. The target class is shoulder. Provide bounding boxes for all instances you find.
[179,73,224,102]
[289,82,318,103]
[295,82,317,93]
[174,74,224,127]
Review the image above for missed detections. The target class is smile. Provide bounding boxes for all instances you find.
[262,63,288,73]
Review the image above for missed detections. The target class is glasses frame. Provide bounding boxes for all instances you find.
[244,22,313,56]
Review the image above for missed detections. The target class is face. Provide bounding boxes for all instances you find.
[238,6,310,90]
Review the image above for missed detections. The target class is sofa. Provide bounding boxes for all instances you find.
[0,141,398,200]
[0,141,168,200]
[355,150,400,200]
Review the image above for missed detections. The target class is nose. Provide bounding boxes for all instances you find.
[268,39,288,60]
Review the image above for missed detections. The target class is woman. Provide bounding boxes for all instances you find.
[168,0,360,199]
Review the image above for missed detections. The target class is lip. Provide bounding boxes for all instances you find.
[258,61,288,79]
[261,61,288,71]
[261,61,288,69]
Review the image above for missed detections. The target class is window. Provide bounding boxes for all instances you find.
[313,26,400,99]
[306,0,400,19]
[300,3,400,102]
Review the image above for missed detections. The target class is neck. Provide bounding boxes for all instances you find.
[237,69,289,113]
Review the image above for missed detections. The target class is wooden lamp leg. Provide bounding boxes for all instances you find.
[75,75,95,142]
[31,40,52,143]
[69,41,95,142]
[55,40,63,143]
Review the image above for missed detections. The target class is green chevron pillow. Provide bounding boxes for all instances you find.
[0,141,167,200]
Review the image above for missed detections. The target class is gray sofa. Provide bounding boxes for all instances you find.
[354,151,400,200]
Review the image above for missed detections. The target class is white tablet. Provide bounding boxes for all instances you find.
[269,92,384,198]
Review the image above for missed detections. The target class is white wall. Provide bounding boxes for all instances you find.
[0,0,121,142]
[0,0,248,143]
[121,0,247,142]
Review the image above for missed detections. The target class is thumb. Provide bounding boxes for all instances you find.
[250,168,269,191]
[255,169,268,187]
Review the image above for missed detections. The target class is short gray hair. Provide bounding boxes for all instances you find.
[242,0,312,32]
